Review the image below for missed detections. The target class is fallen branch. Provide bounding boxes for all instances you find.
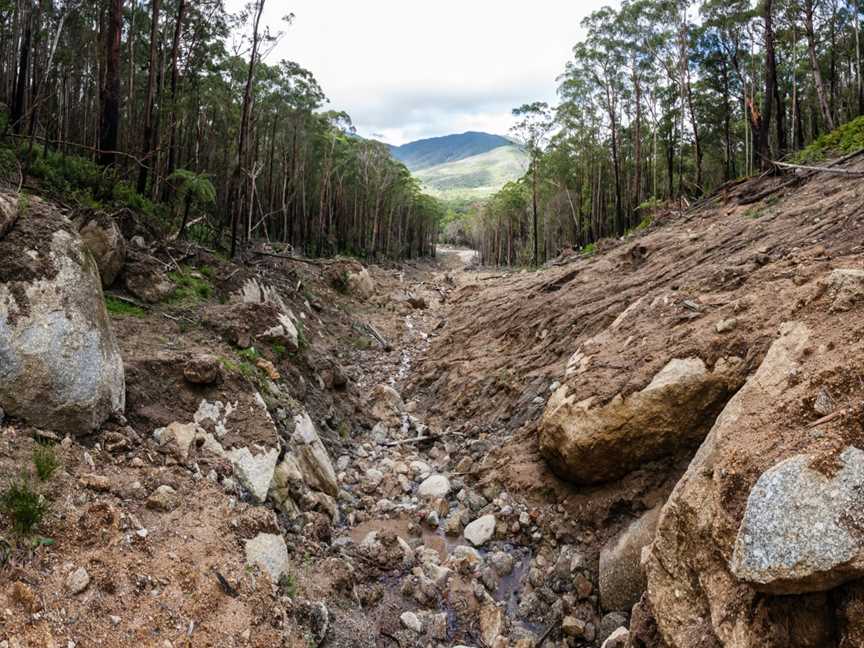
[366,322,392,351]
[772,160,864,176]
[808,408,848,429]
[381,435,431,447]
[252,250,327,266]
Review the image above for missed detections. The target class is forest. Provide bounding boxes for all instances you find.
[0,0,444,260]
[465,0,864,266]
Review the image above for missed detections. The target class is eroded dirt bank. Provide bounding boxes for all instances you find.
[3,154,864,648]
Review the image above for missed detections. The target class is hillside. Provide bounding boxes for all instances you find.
[390,131,513,171]
[415,144,529,202]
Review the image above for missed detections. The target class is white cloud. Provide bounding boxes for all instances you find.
[231,0,613,144]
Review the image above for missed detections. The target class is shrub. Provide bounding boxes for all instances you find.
[1,476,48,535]
[32,444,60,481]
[168,267,213,303]
[794,115,864,163]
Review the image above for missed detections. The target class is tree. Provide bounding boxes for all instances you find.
[99,0,124,166]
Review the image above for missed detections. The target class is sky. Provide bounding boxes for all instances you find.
[238,1,612,145]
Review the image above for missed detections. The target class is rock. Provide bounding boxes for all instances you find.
[479,604,505,646]
[601,627,630,648]
[370,384,404,424]
[153,421,201,460]
[77,213,126,287]
[400,611,423,634]
[714,317,737,333]
[66,567,90,595]
[539,356,740,484]
[124,260,174,303]
[0,193,19,239]
[428,612,448,640]
[597,612,628,644]
[183,355,222,385]
[146,485,178,511]
[290,412,339,496]
[562,616,588,638]
[417,474,451,499]
[244,533,290,583]
[599,506,661,611]
[0,194,125,435]
[813,386,835,416]
[646,322,820,647]
[489,551,515,576]
[224,445,279,503]
[79,473,111,491]
[464,514,496,547]
[730,446,864,594]
[202,300,298,352]
[823,268,864,311]
[347,268,375,299]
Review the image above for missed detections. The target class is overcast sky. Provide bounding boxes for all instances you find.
[241,1,613,145]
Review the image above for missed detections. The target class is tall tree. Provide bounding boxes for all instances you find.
[99,0,124,165]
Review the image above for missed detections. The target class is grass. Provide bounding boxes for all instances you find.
[168,266,214,304]
[582,242,597,257]
[794,115,864,163]
[219,354,259,382]
[32,445,60,481]
[1,476,49,535]
[278,572,297,597]
[105,295,146,318]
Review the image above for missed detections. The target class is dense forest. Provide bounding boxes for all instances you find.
[467,0,864,266]
[0,0,443,259]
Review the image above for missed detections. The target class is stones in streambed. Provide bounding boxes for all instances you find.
[464,514,496,547]
[539,356,742,484]
[370,384,404,425]
[0,192,125,435]
[417,474,451,499]
[245,533,290,583]
[730,446,864,594]
[599,506,661,611]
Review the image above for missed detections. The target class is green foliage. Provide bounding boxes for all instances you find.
[794,116,864,163]
[237,347,261,363]
[168,267,214,303]
[278,572,297,597]
[582,242,597,256]
[271,343,287,359]
[1,476,48,535]
[105,295,146,318]
[167,169,217,206]
[0,146,17,180]
[219,356,258,381]
[32,445,60,482]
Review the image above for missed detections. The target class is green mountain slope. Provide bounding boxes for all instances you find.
[391,132,513,171]
[414,144,529,203]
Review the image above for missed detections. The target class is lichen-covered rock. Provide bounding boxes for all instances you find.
[77,212,126,287]
[730,446,864,594]
[0,193,125,434]
[539,357,740,484]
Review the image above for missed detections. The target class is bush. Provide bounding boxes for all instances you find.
[168,267,213,303]
[795,115,864,163]
[32,444,60,481]
[105,295,146,318]
[1,476,48,535]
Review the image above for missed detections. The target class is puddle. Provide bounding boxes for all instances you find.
[350,516,467,562]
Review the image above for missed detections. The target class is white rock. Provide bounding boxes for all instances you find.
[66,567,90,595]
[244,533,290,583]
[417,474,451,499]
[400,611,423,634]
[464,514,496,547]
[225,445,279,503]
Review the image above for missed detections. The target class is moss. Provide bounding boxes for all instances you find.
[168,266,213,304]
[105,295,146,318]
[794,115,864,163]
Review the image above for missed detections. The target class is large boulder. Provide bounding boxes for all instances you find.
[730,446,864,594]
[0,193,125,434]
[77,212,126,287]
[288,411,339,496]
[599,506,661,612]
[539,357,741,484]
[644,322,844,648]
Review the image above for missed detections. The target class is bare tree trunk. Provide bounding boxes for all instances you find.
[137,0,161,194]
[803,0,835,130]
[757,0,777,170]
[162,0,187,199]
[10,1,31,135]
[98,0,123,166]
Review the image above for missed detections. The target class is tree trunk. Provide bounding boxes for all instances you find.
[137,0,161,194]
[98,0,123,166]
[10,1,31,135]
[162,0,187,200]
[756,0,777,171]
[803,0,835,130]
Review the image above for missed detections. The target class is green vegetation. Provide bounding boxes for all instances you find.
[582,242,597,257]
[1,475,49,535]
[415,145,529,203]
[168,267,214,304]
[105,295,147,318]
[794,116,864,163]
[237,347,261,363]
[32,445,60,482]
[278,572,297,597]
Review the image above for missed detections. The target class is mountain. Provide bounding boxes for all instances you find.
[414,145,529,203]
[390,131,514,171]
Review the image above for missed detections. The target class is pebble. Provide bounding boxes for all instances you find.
[65,567,90,595]
[464,514,496,547]
[417,474,451,499]
[400,611,423,634]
